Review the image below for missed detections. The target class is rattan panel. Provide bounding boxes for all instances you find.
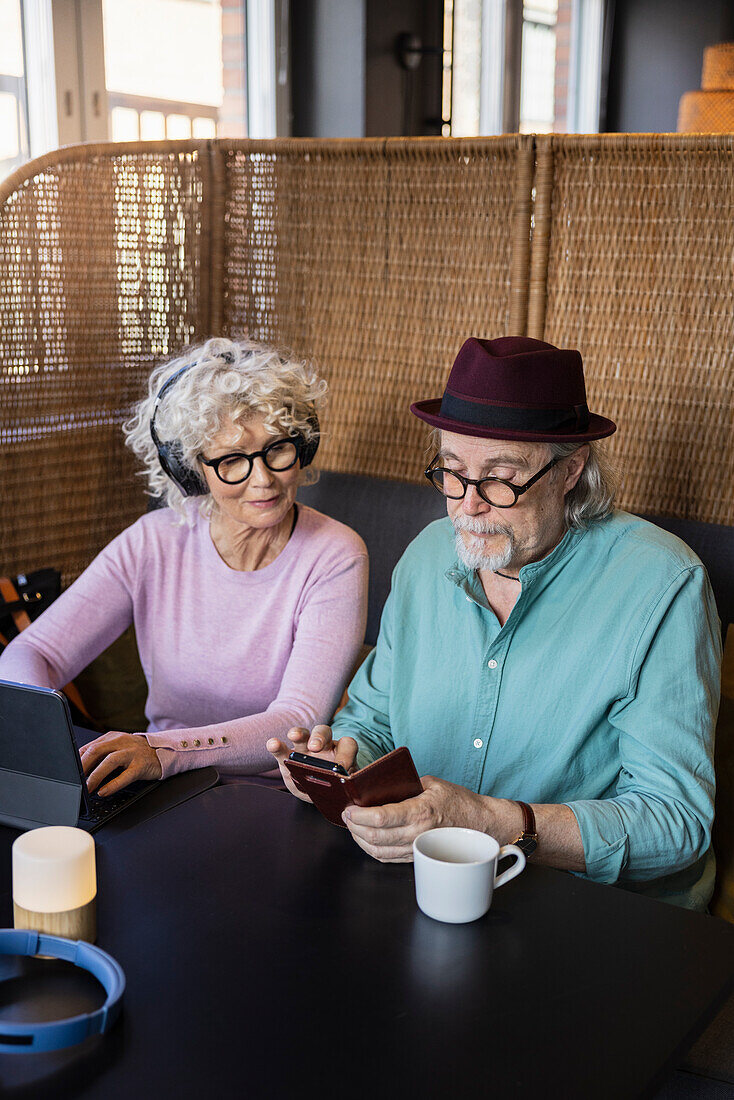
[0,141,210,583]
[220,137,532,482]
[533,134,734,525]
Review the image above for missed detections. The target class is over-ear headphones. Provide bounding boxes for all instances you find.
[297,414,321,468]
[149,364,208,496]
[0,929,125,1052]
[149,356,320,497]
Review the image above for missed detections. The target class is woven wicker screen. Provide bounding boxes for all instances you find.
[220,137,533,481]
[531,134,734,525]
[0,141,211,584]
[2,133,733,589]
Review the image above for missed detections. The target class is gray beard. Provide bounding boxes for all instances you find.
[452,515,515,572]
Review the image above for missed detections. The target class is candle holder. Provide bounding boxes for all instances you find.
[12,826,97,942]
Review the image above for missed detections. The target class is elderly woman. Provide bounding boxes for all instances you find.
[0,337,368,794]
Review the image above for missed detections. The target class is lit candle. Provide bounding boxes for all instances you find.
[12,827,97,942]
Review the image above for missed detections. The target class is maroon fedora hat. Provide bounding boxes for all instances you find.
[410,336,616,443]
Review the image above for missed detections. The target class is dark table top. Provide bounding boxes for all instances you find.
[1,783,734,1100]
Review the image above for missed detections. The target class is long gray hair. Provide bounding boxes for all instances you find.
[547,440,616,529]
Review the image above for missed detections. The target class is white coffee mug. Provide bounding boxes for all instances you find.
[413,827,526,924]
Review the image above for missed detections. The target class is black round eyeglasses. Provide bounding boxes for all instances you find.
[425,455,559,508]
[200,438,300,485]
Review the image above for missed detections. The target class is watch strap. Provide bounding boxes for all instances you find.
[516,800,537,837]
[513,800,538,856]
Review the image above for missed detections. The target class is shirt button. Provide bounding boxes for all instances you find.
[181,741,188,748]
[473,738,483,749]
[488,659,498,669]
[193,739,201,747]
[208,738,214,745]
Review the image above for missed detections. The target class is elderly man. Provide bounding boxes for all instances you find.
[268,337,722,910]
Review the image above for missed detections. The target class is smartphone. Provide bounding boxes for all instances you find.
[283,746,423,829]
[287,751,349,777]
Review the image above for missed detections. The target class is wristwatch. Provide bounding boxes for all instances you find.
[512,800,538,857]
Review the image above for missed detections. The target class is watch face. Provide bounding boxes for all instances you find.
[518,835,538,856]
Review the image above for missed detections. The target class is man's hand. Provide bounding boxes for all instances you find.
[267,725,359,802]
[343,775,493,862]
[80,732,162,796]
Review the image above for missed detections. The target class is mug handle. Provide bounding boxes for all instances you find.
[494,843,527,889]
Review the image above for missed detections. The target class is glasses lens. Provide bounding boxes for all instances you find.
[216,455,252,483]
[264,439,299,470]
[430,468,466,499]
[478,479,517,507]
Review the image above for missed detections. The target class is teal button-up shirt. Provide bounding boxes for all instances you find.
[332,511,722,910]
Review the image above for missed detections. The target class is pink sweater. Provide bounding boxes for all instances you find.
[0,505,368,779]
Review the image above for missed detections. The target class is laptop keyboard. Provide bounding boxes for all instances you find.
[79,792,136,825]
[77,780,157,831]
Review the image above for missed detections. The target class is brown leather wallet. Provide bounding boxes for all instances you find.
[283,746,423,828]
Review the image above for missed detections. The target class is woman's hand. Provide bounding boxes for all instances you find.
[267,724,359,801]
[79,732,163,796]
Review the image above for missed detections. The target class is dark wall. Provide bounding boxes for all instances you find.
[365,0,444,136]
[291,0,366,137]
[606,0,734,132]
[290,0,444,138]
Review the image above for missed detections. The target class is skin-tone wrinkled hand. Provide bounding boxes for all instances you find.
[80,732,162,796]
[342,776,493,863]
[267,725,493,861]
[267,724,359,801]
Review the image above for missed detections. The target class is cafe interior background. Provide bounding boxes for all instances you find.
[2,1,734,1097]
[3,0,734,158]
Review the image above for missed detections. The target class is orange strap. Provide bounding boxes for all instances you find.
[0,576,32,632]
[0,574,93,722]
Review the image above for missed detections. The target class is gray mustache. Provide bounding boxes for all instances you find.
[452,517,513,537]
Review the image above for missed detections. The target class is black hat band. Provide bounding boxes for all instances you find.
[439,392,591,433]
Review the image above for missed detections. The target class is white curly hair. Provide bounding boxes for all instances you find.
[125,336,327,519]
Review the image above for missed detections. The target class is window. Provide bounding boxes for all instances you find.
[451,0,482,136]
[0,0,250,183]
[0,0,30,179]
[519,0,557,134]
[103,0,224,143]
[450,0,605,136]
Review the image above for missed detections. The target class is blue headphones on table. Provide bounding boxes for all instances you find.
[150,356,321,497]
[0,929,125,1052]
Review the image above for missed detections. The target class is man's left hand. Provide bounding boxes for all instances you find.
[343,775,493,862]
